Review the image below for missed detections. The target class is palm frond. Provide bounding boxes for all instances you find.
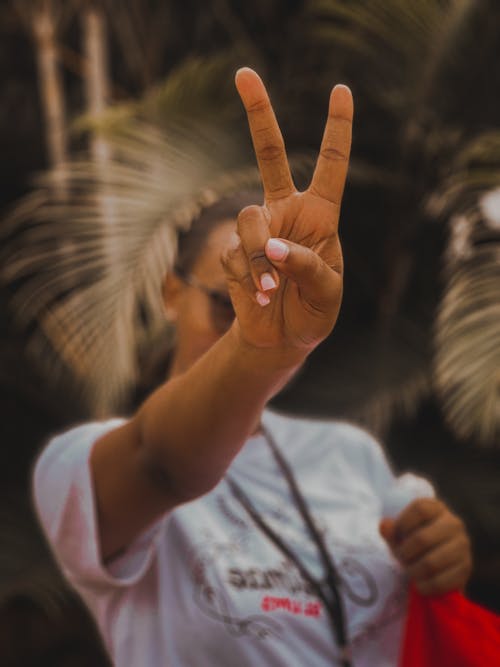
[434,244,500,446]
[143,54,244,126]
[309,0,476,132]
[427,131,500,216]
[1,120,263,416]
[312,0,444,56]
[74,53,244,138]
[428,130,500,447]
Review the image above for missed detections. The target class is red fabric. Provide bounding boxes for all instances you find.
[399,584,500,666]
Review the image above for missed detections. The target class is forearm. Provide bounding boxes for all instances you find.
[135,323,304,501]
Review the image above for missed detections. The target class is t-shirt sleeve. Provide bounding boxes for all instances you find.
[32,419,166,592]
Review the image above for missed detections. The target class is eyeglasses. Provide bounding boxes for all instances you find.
[175,268,235,333]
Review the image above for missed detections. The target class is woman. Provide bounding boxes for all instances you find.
[33,68,471,667]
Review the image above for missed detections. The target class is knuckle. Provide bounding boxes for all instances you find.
[266,185,294,199]
[220,244,240,267]
[247,98,270,114]
[413,497,435,521]
[248,251,270,273]
[220,243,249,285]
[320,146,348,162]
[238,205,261,226]
[220,249,231,269]
[248,249,267,264]
[411,531,429,552]
[259,143,285,163]
[328,114,352,128]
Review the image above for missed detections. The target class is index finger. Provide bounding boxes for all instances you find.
[309,84,353,205]
[235,68,295,201]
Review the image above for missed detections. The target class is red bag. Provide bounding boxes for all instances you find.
[400,584,500,666]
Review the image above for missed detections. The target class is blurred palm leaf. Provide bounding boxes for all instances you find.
[298,0,500,443]
[2,117,263,415]
[428,131,500,446]
[434,245,500,445]
[74,53,243,136]
[3,1,500,441]
[310,0,475,119]
[1,50,315,415]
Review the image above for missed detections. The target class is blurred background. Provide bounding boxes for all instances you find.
[0,1,499,664]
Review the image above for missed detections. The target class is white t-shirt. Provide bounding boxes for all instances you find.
[32,409,433,667]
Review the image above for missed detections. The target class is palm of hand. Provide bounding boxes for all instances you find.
[224,69,352,354]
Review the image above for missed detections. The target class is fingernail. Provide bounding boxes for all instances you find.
[236,66,251,75]
[266,239,289,262]
[256,291,270,307]
[260,273,276,291]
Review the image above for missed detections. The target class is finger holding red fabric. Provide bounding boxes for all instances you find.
[379,497,473,595]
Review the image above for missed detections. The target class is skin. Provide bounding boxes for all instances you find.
[165,214,473,597]
[91,67,472,595]
[164,220,238,378]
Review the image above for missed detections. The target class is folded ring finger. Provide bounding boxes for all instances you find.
[237,205,279,294]
[220,231,271,307]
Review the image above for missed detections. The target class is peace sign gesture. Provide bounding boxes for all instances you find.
[222,67,353,358]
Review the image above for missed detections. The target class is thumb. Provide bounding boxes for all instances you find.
[265,237,341,311]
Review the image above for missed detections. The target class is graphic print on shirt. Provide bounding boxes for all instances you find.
[189,526,285,641]
[316,514,409,645]
[186,490,407,647]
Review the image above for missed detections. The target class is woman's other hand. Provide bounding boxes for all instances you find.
[222,68,353,358]
[380,498,473,595]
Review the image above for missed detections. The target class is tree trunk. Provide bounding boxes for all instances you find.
[32,2,67,197]
[83,4,111,164]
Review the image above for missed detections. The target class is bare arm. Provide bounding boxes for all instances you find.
[91,326,302,561]
[90,68,354,562]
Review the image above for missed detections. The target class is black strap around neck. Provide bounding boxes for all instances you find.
[226,425,353,667]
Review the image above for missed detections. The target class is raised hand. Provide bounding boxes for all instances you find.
[222,68,353,358]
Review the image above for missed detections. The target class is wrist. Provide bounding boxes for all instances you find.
[226,320,307,375]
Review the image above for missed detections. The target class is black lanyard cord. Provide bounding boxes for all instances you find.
[225,426,353,667]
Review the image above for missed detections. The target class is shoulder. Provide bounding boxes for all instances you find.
[34,417,127,472]
[33,418,128,517]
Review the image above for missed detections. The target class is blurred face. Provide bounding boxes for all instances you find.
[163,220,236,378]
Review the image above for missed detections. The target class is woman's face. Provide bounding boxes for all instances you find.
[164,219,236,377]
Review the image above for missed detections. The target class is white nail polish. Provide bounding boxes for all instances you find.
[266,238,289,262]
[260,273,276,291]
[256,291,270,307]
